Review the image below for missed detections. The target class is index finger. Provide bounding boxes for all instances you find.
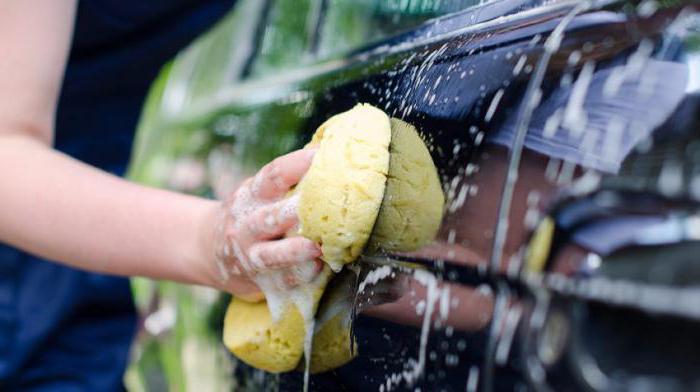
[251,148,317,200]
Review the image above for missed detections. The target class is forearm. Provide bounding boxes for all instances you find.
[0,0,319,298]
[0,134,218,285]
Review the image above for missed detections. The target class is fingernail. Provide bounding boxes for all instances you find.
[306,241,322,258]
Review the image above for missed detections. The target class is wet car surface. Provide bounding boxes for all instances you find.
[128,0,700,390]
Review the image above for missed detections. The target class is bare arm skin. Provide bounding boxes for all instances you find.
[0,1,319,301]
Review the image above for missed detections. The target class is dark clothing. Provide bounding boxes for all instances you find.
[0,1,234,390]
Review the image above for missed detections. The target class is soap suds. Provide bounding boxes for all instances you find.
[382,270,439,390]
[358,265,393,293]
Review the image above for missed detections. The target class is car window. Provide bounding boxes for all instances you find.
[315,0,481,58]
[246,0,486,78]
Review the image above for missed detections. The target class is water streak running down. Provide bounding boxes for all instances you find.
[484,4,592,391]
[255,264,324,392]
[303,318,315,392]
[494,305,523,365]
[466,365,480,392]
[488,0,591,273]
[381,270,439,390]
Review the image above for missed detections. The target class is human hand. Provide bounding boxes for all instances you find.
[204,148,324,301]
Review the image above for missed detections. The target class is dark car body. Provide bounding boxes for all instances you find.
[128,0,700,390]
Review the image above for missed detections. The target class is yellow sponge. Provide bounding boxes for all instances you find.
[223,297,304,373]
[304,270,357,374]
[308,312,355,373]
[297,103,392,272]
[368,118,445,252]
[302,118,444,374]
[223,267,332,373]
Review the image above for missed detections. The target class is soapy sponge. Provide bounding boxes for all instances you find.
[223,268,333,373]
[304,269,357,374]
[304,118,445,373]
[223,104,445,374]
[223,297,305,373]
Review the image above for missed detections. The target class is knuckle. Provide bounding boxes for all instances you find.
[246,207,277,237]
[252,161,288,197]
[260,206,278,231]
[268,169,286,192]
[233,178,253,200]
[245,215,262,237]
[247,244,267,271]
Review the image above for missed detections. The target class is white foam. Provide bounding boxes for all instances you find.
[254,263,325,324]
[382,270,439,390]
[358,265,393,294]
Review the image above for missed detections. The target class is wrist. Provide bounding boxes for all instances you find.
[193,198,264,300]
[190,198,223,288]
